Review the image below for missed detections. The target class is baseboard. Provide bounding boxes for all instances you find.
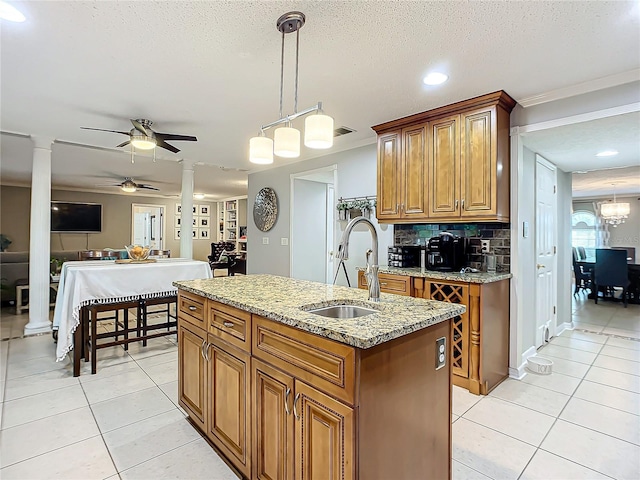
[509,345,537,379]
[555,322,573,336]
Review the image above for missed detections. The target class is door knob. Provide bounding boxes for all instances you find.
[537,264,545,269]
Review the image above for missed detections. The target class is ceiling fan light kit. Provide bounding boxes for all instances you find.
[249,11,334,165]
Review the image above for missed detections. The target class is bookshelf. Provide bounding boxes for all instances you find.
[222,196,247,257]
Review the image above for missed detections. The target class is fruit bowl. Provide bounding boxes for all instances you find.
[125,244,151,261]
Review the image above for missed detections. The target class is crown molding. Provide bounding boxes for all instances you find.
[518,69,640,108]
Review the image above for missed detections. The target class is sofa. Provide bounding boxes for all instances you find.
[0,250,82,304]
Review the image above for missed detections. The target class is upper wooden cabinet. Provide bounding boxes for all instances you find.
[373,91,516,223]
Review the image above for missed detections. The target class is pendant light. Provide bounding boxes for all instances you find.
[249,11,334,164]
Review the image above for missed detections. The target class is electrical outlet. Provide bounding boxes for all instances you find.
[480,240,490,253]
[262,237,269,245]
[435,337,446,370]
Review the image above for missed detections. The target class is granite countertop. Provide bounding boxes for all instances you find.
[174,274,465,349]
[356,266,512,284]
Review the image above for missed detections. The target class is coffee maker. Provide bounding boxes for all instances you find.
[426,232,467,271]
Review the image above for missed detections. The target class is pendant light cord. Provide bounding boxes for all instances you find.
[294,27,300,114]
[279,30,285,120]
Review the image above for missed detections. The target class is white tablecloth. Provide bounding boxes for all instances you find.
[54,258,212,361]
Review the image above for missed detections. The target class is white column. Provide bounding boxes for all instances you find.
[24,137,53,335]
[179,159,195,259]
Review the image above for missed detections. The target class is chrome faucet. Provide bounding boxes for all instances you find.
[335,216,380,302]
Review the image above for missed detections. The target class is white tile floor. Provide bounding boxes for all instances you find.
[0,296,638,480]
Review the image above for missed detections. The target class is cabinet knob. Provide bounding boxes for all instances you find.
[188,305,197,311]
[223,321,234,328]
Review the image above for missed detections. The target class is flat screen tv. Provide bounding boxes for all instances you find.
[51,202,102,233]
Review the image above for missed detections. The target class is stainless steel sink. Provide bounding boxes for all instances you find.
[307,304,378,319]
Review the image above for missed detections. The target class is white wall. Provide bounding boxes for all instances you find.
[247,144,393,283]
[291,179,328,282]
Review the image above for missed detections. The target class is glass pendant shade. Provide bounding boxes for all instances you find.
[249,136,274,164]
[274,126,300,158]
[304,114,334,149]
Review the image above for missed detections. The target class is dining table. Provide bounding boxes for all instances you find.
[53,257,213,363]
[576,256,640,304]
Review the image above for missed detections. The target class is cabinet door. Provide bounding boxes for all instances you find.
[401,125,427,218]
[294,381,354,480]
[208,337,251,478]
[427,282,470,379]
[253,359,295,480]
[428,115,460,218]
[460,108,495,217]
[376,132,401,220]
[178,322,207,431]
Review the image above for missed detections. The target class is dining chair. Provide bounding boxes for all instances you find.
[577,246,587,261]
[572,248,592,296]
[78,250,117,261]
[594,249,630,308]
[148,249,171,258]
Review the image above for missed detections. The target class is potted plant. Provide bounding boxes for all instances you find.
[351,198,372,218]
[336,200,350,221]
[50,258,63,282]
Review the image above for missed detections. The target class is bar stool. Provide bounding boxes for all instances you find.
[141,249,176,344]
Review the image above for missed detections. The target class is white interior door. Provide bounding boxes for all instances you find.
[535,155,557,348]
[132,204,164,249]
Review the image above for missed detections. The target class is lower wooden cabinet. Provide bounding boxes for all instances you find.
[413,277,509,395]
[178,322,207,432]
[208,337,251,478]
[357,270,411,296]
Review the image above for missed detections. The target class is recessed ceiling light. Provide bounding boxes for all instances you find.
[423,72,448,86]
[596,150,619,157]
[0,1,26,22]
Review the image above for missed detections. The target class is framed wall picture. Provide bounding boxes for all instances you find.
[199,205,209,216]
[200,228,210,239]
[174,228,181,240]
[199,217,208,227]
[175,216,181,228]
[175,204,182,215]
[192,229,198,238]
[192,217,197,227]
[192,205,198,215]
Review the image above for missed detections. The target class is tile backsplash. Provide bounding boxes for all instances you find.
[394,223,511,272]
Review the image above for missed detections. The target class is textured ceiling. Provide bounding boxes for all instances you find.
[1,1,639,198]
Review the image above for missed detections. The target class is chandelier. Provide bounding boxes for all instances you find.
[600,189,630,227]
[249,12,334,165]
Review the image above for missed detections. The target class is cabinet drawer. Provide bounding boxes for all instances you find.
[178,291,206,329]
[358,271,410,296]
[252,316,356,406]
[208,301,251,352]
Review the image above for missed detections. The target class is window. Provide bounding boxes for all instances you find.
[572,210,597,257]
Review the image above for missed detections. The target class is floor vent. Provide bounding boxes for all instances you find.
[334,126,356,137]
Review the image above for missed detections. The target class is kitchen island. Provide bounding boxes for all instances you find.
[174,274,465,480]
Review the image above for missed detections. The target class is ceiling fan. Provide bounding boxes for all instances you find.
[96,177,159,193]
[81,118,197,154]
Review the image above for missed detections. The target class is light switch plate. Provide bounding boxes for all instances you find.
[262,237,269,245]
[435,337,446,370]
[281,238,288,246]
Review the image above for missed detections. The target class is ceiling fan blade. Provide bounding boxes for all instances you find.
[80,127,130,135]
[95,183,122,187]
[115,140,131,148]
[156,138,180,153]
[130,119,149,135]
[155,133,198,142]
[138,185,160,191]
